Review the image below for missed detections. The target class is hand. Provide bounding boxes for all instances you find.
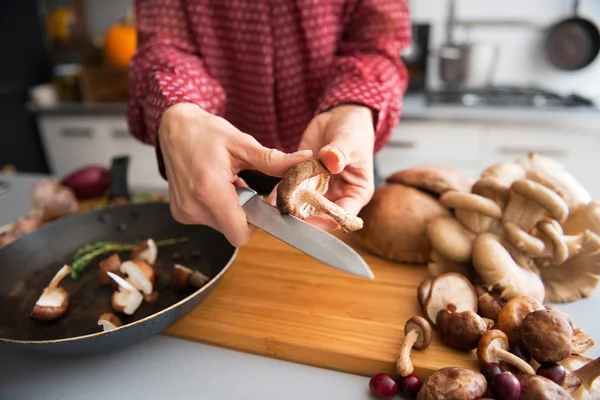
[268,104,375,231]
[158,103,313,247]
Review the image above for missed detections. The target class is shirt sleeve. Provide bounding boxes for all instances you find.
[314,0,412,153]
[126,0,226,177]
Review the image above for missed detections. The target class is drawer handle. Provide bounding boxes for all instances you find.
[60,127,92,138]
[112,129,131,139]
[497,147,567,157]
[386,140,416,149]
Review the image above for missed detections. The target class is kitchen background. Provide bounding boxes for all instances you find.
[2,0,600,199]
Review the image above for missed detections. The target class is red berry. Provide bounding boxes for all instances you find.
[490,372,521,400]
[398,373,423,397]
[537,363,566,386]
[368,373,398,399]
[480,362,503,382]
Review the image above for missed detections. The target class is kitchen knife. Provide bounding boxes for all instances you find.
[236,186,374,279]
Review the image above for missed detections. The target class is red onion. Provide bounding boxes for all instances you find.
[61,165,111,199]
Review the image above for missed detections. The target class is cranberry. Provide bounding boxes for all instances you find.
[480,362,503,382]
[490,372,521,400]
[509,344,531,363]
[398,373,423,398]
[537,362,566,386]
[368,373,398,399]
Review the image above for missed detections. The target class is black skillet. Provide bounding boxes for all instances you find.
[545,0,600,71]
[0,156,237,355]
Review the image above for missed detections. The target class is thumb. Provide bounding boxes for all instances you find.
[240,136,313,177]
[318,133,356,174]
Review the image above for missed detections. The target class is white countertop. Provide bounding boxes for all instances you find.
[1,173,600,400]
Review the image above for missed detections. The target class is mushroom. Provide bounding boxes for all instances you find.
[119,259,155,296]
[502,179,570,232]
[416,367,487,400]
[107,271,144,315]
[436,303,488,351]
[572,328,595,355]
[503,221,546,256]
[475,285,505,321]
[497,295,545,345]
[534,220,587,266]
[97,253,121,286]
[131,238,158,265]
[396,316,432,377]
[143,291,160,303]
[560,355,600,398]
[520,309,574,364]
[518,374,573,400]
[426,216,475,264]
[471,233,546,303]
[480,162,527,185]
[422,272,478,327]
[417,277,433,311]
[97,312,122,331]
[385,164,474,196]
[439,191,503,234]
[171,264,211,291]
[354,183,451,264]
[30,264,72,321]
[477,329,536,375]
[562,201,600,236]
[276,159,363,232]
[426,251,474,280]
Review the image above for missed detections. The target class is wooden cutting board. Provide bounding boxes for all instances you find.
[163,229,480,379]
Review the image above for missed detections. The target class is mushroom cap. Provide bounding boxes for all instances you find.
[416,367,487,400]
[29,287,69,321]
[520,309,574,363]
[97,253,121,286]
[497,295,545,346]
[426,216,475,264]
[171,263,193,291]
[518,374,573,400]
[439,191,503,218]
[480,162,527,186]
[562,201,600,236]
[475,285,505,321]
[572,327,595,355]
[354,183,451,264]
[131,238,158,265]
[417,277,433,310]
[276,159,330,218]
[535,220,572,264]
[509,179,570,224]
[111,286,143,315]
[477,329,510,365]
[97,312,122,331]
[503,222,545,255]
[385,164,474,195]
[436,308,487,351]
[423,272,478,327]
[404,315,432,350]
[120,259,155,295]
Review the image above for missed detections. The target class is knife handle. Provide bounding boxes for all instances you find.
[236,185,258,206]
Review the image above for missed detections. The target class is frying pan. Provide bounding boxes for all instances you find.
[0,155,237,355]
[545,0,600,71]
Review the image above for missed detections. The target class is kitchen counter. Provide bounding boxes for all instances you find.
[1,173,600,400]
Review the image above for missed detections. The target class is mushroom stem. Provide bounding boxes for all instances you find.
[298,187,363,232]
[572,356,600,391]
[535,220,586,265]
[396,329,419,377]
[47,264,72,289]
[492,347,536,375]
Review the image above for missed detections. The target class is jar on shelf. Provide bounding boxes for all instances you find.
[52,63,81,102]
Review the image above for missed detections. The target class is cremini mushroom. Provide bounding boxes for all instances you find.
[97,253,121,286]
[385,164,474,195]
[276,159,363,232]
[477,329,536,375]
[518,374,573,400]
[30,264,72,321]
[436,303,487,351]
[355,183,450,264]
[108,271,144,315]
[131,238,158,265]
[497,295,545,345]
[520,309,574,364]
[416,367,487,400]
[426,216,475,264]
[120,259,155,296]
[417,277,433,311]
[426,251,474,280]
[422,273,478,327]
[97,312,122,331]
[396,316,432,377]
[471,233,546,303]
[171,264,211,291]
[475,285,505,321]
[502,179,570,231]
[439,191,503,234]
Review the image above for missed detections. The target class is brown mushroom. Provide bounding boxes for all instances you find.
[30,264,72,321]
[171,264,210,291]
[436,304,487,351]
[354,183,451,264]
[477,329,536,374]
[439,191,503,234]
[131,238,158,265]
[107,271,144,315]
[276,159,363,232]
[97,312,122,331]
[520,309,574,364]
[416,367,487,400]
[97,253,121,286]
[502,179,570,231]
[119,259,155,296]
[426,216,475,264]
[475,285,505,321]
[143,291,160,303]
[518,374,573,400]
[426,251,474,280]
[385,164,474,195]
[396,316,432,377]
[422,273,478,327]
[417,277,433,311]
[497,295,545,345]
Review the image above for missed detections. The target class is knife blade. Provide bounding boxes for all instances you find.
[236,186,374,279]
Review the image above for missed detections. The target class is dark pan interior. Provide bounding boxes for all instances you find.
[0,202,236,342]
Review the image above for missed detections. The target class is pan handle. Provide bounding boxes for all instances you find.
[108,156,131,203]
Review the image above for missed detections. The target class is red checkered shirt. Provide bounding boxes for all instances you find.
[127,0,411,178]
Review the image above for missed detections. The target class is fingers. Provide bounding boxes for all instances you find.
[208,181,257,247]
[318,134,356,174]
